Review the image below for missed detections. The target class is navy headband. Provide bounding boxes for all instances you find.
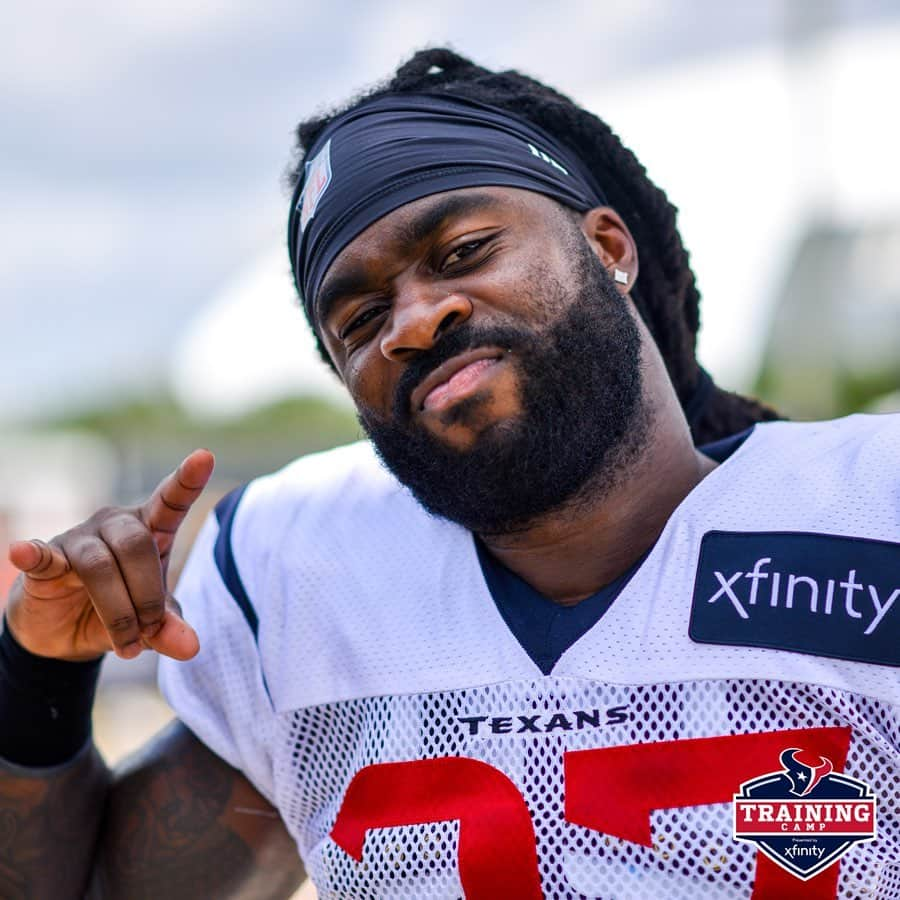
[288,93,607,324]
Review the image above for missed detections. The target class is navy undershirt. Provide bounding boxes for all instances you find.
[476,427,754,675]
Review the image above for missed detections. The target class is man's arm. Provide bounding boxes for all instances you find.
[89,721,305,899]
[2,450,303,897]
[0,739,109,899]
[0,722,305,900]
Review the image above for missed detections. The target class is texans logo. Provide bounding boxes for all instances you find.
[780,748,833,797]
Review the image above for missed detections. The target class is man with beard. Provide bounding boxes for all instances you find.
[358,199,650,537]
[2,49,898,900]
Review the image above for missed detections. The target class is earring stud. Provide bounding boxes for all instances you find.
[614,268,629,285]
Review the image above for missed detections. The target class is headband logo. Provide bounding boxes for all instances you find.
[299,139,333,234]
[526,142,569,176]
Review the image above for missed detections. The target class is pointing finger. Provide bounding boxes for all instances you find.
[142,449,215,537]
[8,540,70,580]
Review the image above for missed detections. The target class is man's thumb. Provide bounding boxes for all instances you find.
[144,595,200,661]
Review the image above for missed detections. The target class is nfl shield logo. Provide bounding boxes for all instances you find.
[298,139,333,234]
[733,748,877,880]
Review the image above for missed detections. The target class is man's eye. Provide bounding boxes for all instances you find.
[341,305,386,340]
[440,238,490,271]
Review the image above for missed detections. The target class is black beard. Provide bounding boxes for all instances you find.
[358,240,649,535]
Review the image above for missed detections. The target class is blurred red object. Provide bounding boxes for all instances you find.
[0,560,16,608]
[1,513,18,608]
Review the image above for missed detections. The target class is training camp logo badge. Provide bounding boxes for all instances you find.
[733,748,877,880]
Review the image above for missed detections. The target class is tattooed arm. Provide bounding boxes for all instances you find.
[0,722,305,900]
[87,720,306,899]
[0,741,109,899]
[2,455,304,896]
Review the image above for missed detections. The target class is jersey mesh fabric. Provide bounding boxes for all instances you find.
[159,414,900,898]
[280,678,898,899]
[158,515,277,799]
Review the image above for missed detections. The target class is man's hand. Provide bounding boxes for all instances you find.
[5,449,215,662]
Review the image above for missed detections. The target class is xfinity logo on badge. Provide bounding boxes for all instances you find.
[690,531,900,666]
[733,748,876,881]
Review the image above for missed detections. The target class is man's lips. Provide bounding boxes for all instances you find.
[410,347,506,414]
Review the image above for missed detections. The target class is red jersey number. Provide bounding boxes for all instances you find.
[331,727,852,899]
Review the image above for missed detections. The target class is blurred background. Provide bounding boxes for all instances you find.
[2,1,899,895]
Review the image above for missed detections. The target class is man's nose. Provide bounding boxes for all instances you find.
[379,282,473,361]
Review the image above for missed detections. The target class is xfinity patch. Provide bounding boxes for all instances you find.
[689,531,900,666]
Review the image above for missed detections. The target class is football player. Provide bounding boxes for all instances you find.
[2,49,897,899]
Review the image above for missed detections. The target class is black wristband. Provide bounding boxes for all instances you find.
[0,616,103,767]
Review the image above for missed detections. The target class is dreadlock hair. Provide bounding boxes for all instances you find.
[288,47,781,445]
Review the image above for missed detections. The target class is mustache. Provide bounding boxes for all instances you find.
[389,321,536,423]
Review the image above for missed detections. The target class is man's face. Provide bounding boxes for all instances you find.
[317,187,648,534]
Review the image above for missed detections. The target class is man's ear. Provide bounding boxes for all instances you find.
[580,206,639,294]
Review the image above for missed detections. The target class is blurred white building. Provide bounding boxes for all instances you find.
[170,249,348,420]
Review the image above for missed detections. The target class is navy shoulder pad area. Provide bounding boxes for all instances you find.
[213,485,259,639]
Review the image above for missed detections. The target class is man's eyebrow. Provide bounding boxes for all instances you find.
[316,265,372,333]
[316,191,504,331]
[397,191,502,247]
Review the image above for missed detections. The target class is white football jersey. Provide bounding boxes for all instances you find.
[159,414,900,899]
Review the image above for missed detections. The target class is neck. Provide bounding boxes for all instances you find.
[479,348,717,606]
